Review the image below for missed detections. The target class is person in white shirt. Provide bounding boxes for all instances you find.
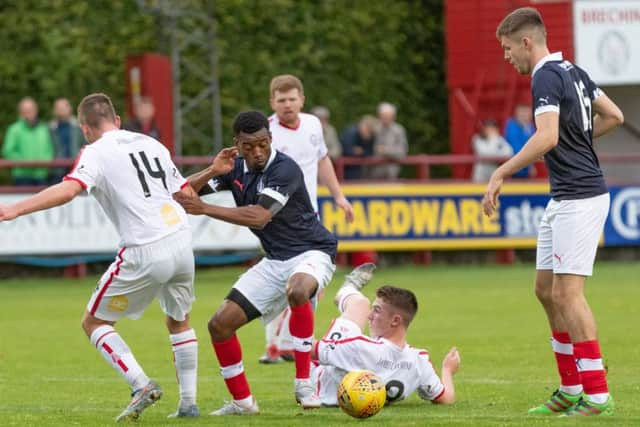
[312,263,461,406]
[471,119,513,183]
[0,93,200,422]
[260,74,355,363]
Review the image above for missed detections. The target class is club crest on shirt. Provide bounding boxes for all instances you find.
[310,133,320,146]
[161,203,181,226]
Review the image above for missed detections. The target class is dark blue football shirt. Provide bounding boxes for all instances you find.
[202,149,337,260]
[531,52,608,200]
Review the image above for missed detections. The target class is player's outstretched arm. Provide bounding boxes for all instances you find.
[186,147,238,192]
[318,155,354,222]
[175,189,274,229]
[592,94,624,138]
[433,347,461,405]
[0,180,84,221]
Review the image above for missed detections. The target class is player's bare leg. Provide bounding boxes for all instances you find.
[166,315,199,418]
[529,270,582,415]
[81,312,162,422]
[553,274,613,416]
[208,300,259,415]
[287,273,322,409]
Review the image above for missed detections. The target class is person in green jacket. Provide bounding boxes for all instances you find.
[2,97,54,186]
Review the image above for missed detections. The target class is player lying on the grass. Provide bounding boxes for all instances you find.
[0,93,199,422]
[175,110,338,415]
[311,263,460,406]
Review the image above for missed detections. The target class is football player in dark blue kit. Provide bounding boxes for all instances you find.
[483,7,624,417]
[175,111,337,415]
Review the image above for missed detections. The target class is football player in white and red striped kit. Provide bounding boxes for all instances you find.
[260,74,355,364]
[0,93,200,422]
[312,263,460,407]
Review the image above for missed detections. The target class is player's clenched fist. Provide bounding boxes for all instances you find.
[442,347,461,374]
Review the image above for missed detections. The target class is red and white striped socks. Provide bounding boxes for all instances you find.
[551,331,582,395]
[551,331,609,403]
[289,302,314,379]
[170,329,198,407]
[212,335,253,406]
[574,340,609,404]
[90,325,148,391]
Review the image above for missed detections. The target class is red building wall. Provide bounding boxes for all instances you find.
[445,0,573,178]
[125,54,175,155]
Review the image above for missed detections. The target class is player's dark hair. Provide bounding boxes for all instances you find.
[78,93,117,128]
[232,111,270,135]
[376,285,418,327]
[270,74,304,97]
[496,7,546,40]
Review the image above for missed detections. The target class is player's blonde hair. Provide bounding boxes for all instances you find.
[496,7,546,42]
[78,93,117,128]
[270,74,304,98]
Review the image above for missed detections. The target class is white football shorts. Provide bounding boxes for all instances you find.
[231,250,336,324]
[87,228,195,322]
[536,192,609,276]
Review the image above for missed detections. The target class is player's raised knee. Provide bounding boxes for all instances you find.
[208,312,233,341]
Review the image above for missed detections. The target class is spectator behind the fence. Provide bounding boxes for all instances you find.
[124,96,161,141]
[371,102,408,179]
[340,115,376,180]
[504,103,535,178]
[49,98,85,183]
[2,97,54,186]
[311,106,342,161]
[471,119,513,183]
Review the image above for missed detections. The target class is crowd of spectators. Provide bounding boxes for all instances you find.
[312,102,409,180]
[5,96,532,185]
[1,96,163,186]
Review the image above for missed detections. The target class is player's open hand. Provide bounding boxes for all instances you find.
[336,196,355,222]
[482,172,504,216]
[0,204,19,221]
[211,147,239,176]
[174,192,207,215]
[442,346,461,374]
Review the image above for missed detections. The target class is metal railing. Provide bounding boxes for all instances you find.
[1,152,639,191]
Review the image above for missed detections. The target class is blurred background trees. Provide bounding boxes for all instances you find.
[0,0,447,156]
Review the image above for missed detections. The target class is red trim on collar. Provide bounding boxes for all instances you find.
[279,119,300,130]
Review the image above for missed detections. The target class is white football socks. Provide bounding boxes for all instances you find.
[170,329,198,407]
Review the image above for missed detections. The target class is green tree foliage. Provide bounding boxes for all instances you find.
[0,0,447,159]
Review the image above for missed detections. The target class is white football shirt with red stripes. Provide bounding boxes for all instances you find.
[314,329,445,405]
[269,112,328,212]
[64,129,189,247]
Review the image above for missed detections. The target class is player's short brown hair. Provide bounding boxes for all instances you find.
[376,285,418,327]
[270,74,304,98]
[77,93,117,128]
[496,7,546,40]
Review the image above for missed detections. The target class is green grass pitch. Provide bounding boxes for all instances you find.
[1,261,639,426]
